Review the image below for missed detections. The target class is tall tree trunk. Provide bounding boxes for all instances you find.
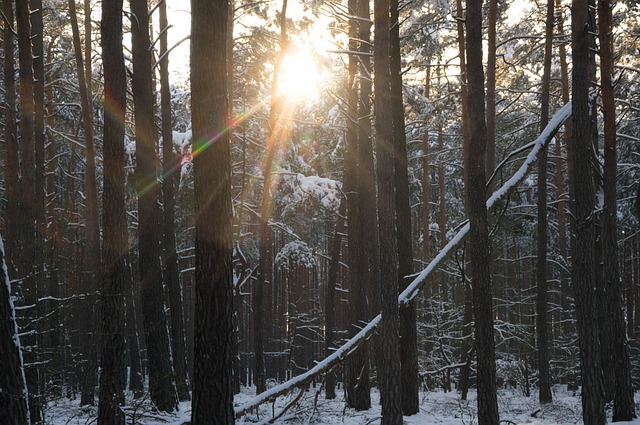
[30,0,46,342]
[456,0,469,207]
[571,0,605,422]
[130,0,178,411]
[97,0,127,422]
[16,1,42,420]
[345,0,371,408]
[0,235,31,424]
[374,0,402,421]
[465,1,499,424]
[389,0,418,414]
[555,0,573,341]
[69,0,101,406]
[159,0,190,401]
[356,0,380,383]
[423,69,431,262]
[536,0,554,404]
[254,0,288,395]
[190,0,235,421]
[598,0,635,419]
[436,67,447,296]
[325,201,345,400]
[2,0,18,275]
[485,0,496,178]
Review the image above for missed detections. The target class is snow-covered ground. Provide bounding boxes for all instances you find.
[43,385,640,424]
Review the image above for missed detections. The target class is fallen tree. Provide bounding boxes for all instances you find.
[235,101,573,419]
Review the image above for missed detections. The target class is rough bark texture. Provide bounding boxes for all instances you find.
[190,0,235,421]
[2,0,18,274]
[16,1,42,420]
[555,0,573,341]
[422,69,431,261]
[345,0,370,408]
[536,0,554,404]
[485,0,496,178]
[465,1,500,424]
[598,0,636,419]
[374,0,402,421]
[571,0,606,422]
[159,0,190,401]
[389,0,418,413]
[325,201,345,400]
[130,0,178,412]
[97,0,127,423]
[69,0,101,405]
[0,236,30,424]
[455,0,469,206]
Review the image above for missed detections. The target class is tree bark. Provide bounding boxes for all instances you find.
[16,0,42,420]
[69,0,101,406]
[598,0,636,419]
[325,201,346,400]
[0,235,31,424]
[485,0,496,178]
[159,0,190,401]
[536,0,554,404]
[374,0,402,421]
[130,0,178,412]
[97,1,128,423]
[465,0,500,423]
[456,0,469,207]
[344,0,371,408]
[555,0,573,341]
[2,0,18,275]
[389,0,418,413]
[190,0,235,421]
[423,69,431,262]
[571,0,606,422]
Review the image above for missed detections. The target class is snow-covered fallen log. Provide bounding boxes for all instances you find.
[235,101,572,419]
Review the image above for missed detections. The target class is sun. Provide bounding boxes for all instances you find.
[277,50,324,102]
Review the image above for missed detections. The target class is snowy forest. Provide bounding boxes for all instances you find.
[0,0,639,424]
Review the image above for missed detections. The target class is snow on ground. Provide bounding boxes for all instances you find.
[42,385,640,424]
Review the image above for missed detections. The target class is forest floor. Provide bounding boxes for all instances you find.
[44,384,640,424]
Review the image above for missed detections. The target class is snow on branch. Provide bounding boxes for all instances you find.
[234,101,572,419]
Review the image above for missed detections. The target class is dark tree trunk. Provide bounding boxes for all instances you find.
[190,0,235,421]
[130,0,178,412]
[422,69,431,262]
[571,0,606,422]
[69,0,101,406]
[437,83,447,296]
[555,0,573,340]
[16,1,42,420]
[457,283,474,400]
[2,0,18,274]
[97,1,128,423]
[598,0,635,419]
[125,257,144,398]
[0,236,30,425]
[536,0,554,404]
[345,0,371,408]
[485,0,496,178]
[374,0,402,421]
[455,0,469,207]
[389,0,418,414]
[465,1,499,424]
[325,201,345,400]
[159,0,190,402]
